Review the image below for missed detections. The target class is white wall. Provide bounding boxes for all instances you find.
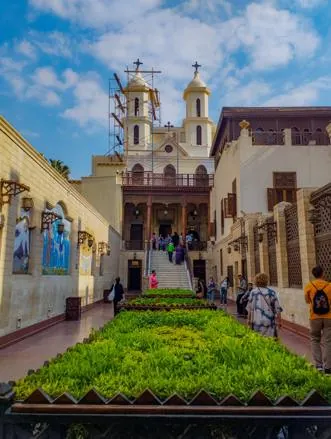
[239,141,331,214]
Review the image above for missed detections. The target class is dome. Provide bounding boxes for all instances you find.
[127,72,149,89]
[186,72,206,89]
[183,71,210,100]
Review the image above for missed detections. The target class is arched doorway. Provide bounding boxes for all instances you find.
[195,165,208,187]
[132,164,144,185]
[164,164,176,186]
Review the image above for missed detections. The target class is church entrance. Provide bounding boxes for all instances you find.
[159,223,172,238]
[128,259,142,291]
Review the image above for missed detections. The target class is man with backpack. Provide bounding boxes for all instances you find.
[304,266,331,373]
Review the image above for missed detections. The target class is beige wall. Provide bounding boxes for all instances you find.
[0,116,120,337]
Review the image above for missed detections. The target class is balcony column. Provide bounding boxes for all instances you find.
[181,200,187,238]
[146,195,152,246]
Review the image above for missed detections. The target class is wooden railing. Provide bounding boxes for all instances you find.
[123,172,214,188]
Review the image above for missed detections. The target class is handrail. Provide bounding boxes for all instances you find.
[184,243,194,291]
[144,241,150,277]
[148,241,152,276]
[123,172,214,188]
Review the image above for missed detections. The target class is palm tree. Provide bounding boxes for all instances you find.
[49,159,71,180]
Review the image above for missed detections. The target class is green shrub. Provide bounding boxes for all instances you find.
[128,298,206,306]
[143,289,194,297]
[14,310,331,402]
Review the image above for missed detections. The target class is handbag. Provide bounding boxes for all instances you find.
[108,285,115,302]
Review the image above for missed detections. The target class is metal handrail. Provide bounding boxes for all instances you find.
[123,172,214,188]
[184,243,194,291]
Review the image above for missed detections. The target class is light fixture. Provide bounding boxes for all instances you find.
[133,252,137,260]
[57,223,65,235]
[77,231,94,246]
[41,211,60,232]
[21,197,34,212]
[258,232,264,243]
[88,237,94,248]
[134,208,140,219]
[234,243,240,252]
[164,209,168,216]
[227,247,231,254]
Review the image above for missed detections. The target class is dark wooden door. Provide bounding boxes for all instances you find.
[227,265,234,287]
[159,223,172,238]
[128,260,142,291]
[193,260,206,283]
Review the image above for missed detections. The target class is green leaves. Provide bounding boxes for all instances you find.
[14,309,331,403]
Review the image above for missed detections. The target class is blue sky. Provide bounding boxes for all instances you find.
[0,0,330,178]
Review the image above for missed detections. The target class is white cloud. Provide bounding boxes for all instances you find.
[16,40,37,59]
[21,129,40,138]
[222,2,320,71]
[29,0,162,28]
[30,31,73,58]
[295,0,325,8]
[62,75,108,127]
[264,76,331,106]
[222,80,271,106]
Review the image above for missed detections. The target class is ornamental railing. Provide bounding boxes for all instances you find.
[252,131,284,145]
[123,172,214,188]
[310,182,331,281]
[285,203,302,288]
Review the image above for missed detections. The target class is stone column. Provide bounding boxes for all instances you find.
[283,128,292,147]
[146,195,152,246]
[181,200,187,238]
[274,202,291,288]
[297,188,317,285]
[244,215,257,283]
[258,216,269,276]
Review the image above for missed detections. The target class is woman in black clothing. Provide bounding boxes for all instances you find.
[113,277,124,316]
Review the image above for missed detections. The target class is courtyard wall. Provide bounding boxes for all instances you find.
[0,116,119,339]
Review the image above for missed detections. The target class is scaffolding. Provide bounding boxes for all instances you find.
[108,59,162,172]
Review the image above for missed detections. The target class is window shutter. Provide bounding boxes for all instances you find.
[224,198,232,218]
[221,199,225,234]
[267,188,275,211]
[228,193,237,217]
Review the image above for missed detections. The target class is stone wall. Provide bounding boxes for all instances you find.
[0,116,120,337]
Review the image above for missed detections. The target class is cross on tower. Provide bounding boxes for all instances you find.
[133,58,143,71]
[164,121,174,131]
[192,61,201,74]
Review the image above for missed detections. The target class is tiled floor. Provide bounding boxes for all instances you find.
[0,303,114,383]
[0,301,313,384]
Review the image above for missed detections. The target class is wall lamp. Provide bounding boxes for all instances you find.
[1,179,30,205]
[41,211,60,232]
[21,197,34,212]
[77,231,94,247]
[57,222,65,235]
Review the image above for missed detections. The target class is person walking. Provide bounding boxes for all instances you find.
[220,277,230,306]
[167,240,175,263]
[207,277,217,303]
[304,265,331,373]
[113,277,124,317]
[246,273,282,338]
[149,270,159,289]
[151,232,157,250]
[240,282,254,318]
[236,274,248,315]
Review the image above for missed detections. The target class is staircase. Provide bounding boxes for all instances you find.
[150,250,192,290]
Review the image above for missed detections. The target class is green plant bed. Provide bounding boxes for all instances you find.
[14,310,331,403]
[129,297,206,305]
[143,288,194,297]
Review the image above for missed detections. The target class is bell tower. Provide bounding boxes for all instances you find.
[123,59,152,153]
[183,62,213,151]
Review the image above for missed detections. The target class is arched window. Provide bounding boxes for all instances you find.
[134,98,139,116]
[267,129,276,145]
[133,125,139,145]
[195,165,208,187]
[291,127,300,145]
[164,164,176,186]
[253,127,264,145]
[196,125,202,145]
[302,128,311,145]
[132,164,144,185]
[314,128,323,145]
[196,98,201,117]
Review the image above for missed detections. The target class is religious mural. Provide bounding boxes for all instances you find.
[42,204,71,275]
[13,211,31,274]
[79,242,93,275]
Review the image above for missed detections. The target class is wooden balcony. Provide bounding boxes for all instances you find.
[122,172,214,193]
